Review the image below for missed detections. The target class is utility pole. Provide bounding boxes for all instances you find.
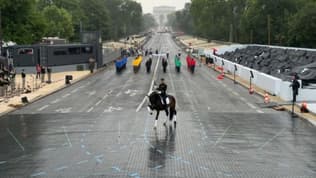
[267,14,271,45]
[229,24,233,42]
[250,29,253,44]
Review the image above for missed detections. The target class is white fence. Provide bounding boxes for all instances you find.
[206,53,316,102]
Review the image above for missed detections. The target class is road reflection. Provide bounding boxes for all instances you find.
[148,125,176,169]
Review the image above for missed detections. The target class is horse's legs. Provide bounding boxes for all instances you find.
[173,110,177,127]
[154,111,160,129]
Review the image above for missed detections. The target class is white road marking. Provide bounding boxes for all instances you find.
[214,125,232,147]
[71,89,79,93]
[232,91,239,96]
[246,102,257,109]
[103,94,108,100]
[87,91,96,96]
[240,97,246,101]
[136,54,161,112]
[95,100,102,106]
[87,107,94,113]
[259,129,286,150]
[37,105,49,111]
[55,107,72,113]
[63,126,72,147]
[7,128,25,151]
[257,110,264,113]
[62,93,71,98]
[116,92,122,97]
[104,106,122,113]
[50,98,61,104]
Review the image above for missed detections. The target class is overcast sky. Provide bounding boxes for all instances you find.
[135,0,190,14]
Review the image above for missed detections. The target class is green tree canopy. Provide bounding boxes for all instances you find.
[42,5,74,39]
[0,0,47,44]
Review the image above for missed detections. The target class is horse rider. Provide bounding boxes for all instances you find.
[157,78,168,115]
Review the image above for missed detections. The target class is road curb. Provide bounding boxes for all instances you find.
[0,65,110,118]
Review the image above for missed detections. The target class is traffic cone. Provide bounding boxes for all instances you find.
[249,87,254,94]
[264,93,270,103]
[300,101,309,113]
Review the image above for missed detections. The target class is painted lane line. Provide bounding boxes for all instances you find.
[56,166,68,171]
[50,98,61,104]
[71,88,79,93]
[77,160,88,165]
[214,125,232,147]
[0,161,7,165]
[63,126,72,147]
[37,105,49,111]
[7,128,25,151]
[246,102,257,109]
[136,53,161,112]
[31,172,47,177]
[153,165,163,169]
[62,93,71,98]
[232,91,239,96]
[257,110,264,113]
[259,128,286,150]
[87,107,94,113]
[240,97,246,101]
[95,100,102,106]
[103,94,108,100]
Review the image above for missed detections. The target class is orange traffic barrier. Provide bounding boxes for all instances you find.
[300,101,309,113]
[264,93,270,103]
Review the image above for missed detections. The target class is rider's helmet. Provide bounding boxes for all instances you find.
[161,78,165,82]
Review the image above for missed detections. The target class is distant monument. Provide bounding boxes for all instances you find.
[153,6,176,26]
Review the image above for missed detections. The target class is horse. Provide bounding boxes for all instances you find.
[147,91,177,129]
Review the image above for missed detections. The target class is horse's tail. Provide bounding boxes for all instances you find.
[169,96,176,121]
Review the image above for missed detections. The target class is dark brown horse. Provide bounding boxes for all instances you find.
[147,91,177,129]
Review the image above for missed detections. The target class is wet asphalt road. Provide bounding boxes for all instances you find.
[0,33,316,177]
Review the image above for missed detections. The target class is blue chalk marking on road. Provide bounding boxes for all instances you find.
[0,161,7,164]
[86,151,91,155]
[81,145,85,149]
[31,172,47,177]
[76,160,89,165]
[153,165,163,169]
[56,166,68,171]
[129,172,139,177]
[112,166,121,172]
[188,150,193,154]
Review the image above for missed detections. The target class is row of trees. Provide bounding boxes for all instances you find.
[168,0,316,48]
[0,0,157,44]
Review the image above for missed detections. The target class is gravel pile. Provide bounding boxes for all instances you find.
[220,46,316,81]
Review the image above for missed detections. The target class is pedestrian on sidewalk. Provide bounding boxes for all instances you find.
[41,66,45,83]
[89,57,96,73]
[21,69,26,89]
[36,64,41,79]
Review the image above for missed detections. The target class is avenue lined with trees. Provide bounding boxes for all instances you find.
[168,0,316,48]
[0,0,157,44]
